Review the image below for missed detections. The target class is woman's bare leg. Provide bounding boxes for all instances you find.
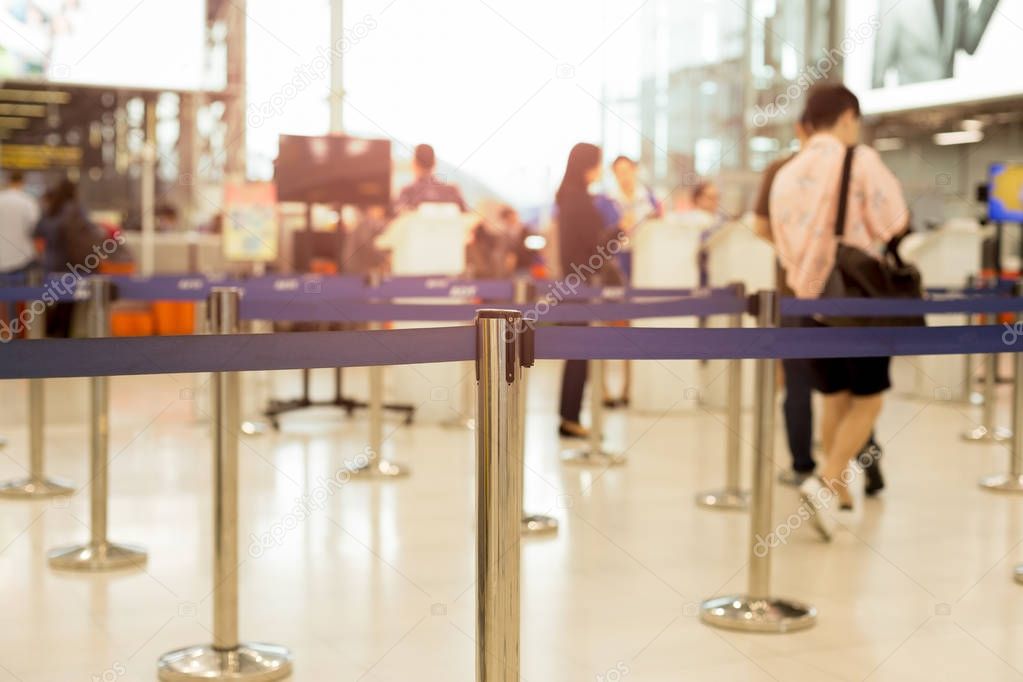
[820,394,883,506]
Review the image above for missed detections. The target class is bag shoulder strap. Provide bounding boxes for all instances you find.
[834,146,855,238]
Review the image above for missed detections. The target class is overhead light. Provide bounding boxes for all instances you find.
[874,137,905,152]
[961,119,984,132]
[933,130,984,146]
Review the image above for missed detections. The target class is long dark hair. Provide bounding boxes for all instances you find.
[556,142,601,204]
[46,179,78,218]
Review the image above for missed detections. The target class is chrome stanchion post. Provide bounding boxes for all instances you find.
[513,278,558,536]
[48,277,146,571]
[475,310,526,681]
[963,344,1011,442]
[964,277,1012,441]
[347,341,410,479]
[980,315,1023,493]
[696,282,749,510]
[701,290,816,633]
[0,270,75,499]
[348,271,409,478]
[158,287,292,680]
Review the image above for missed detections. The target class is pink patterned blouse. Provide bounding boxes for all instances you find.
[769,133,910,299]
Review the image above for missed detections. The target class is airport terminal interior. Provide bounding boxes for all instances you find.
[3,1,1023,681]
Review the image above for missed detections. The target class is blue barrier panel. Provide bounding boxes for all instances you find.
[0,326,475,379]
[0,323,1014,380]
[535,324,1011,361]
[781,296,1023,317]
[238,296,745,324]
[373,276,514,300]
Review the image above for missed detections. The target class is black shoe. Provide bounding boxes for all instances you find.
[859,443,885,497]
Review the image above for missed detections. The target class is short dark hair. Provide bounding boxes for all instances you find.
[612,155,636,169]
[7,170,24,184]
[413,144,436,170]
[803,84,860,131]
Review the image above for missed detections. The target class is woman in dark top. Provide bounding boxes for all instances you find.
[555,142,618,438]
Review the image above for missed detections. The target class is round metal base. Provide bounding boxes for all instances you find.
[47,541,147,571]
[441,416,475,431]
[560,448,626,467]
[962,426,1012,443]
[158,642,293,681]
[695,489,750,511]
[347,459,410,480]
[0,476,74,499]
[522,514,559,536]
[1014,565,1023,585]
[701,596,817,633]
[979,474,1023,493]
[241,420,271,436]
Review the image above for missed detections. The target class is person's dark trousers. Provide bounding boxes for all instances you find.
[782,358,815,474]
[559,359,589,423]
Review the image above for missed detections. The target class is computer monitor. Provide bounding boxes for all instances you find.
[275,135,391,207]
[989,163,1023,223]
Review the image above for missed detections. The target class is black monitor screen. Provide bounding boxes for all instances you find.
[275,135,391,206]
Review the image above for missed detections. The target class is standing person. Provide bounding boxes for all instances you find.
[34,179,102,337]
[556,142,618,438]
[691,181,728,289]
[770,84,909,540]
[0,171,40,281]
[394,144,468,213]
[755,114,886,494]
[609,155,661,277]
[605,156,661,408]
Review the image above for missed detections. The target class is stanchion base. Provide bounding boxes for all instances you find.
[241,420,271,436]
[522,514,559,536]
[962,426,1012,443]
[1014,565,1023,585]
[0,476,75,499]
[560,448,626,467]
[700,595,817,633]
[158,642,293,681]
[979,474,1023,493]
[695,489,750,511]
[440,416,475,431]
[47,541,147,571]
[347,459,410,480]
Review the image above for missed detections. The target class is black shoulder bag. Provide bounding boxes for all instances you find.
[818,147,926,328]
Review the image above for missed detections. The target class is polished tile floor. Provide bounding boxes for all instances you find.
[2,360,1023,681]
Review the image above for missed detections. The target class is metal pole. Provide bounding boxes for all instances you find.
[980,312,1023,493]
[49,277,147,571]
[964,278,1012,441]
[348,273,408,479]
[561,346,625,466]
[158,288,292,680]
[696,282,749,510]
[0,270,75,498]
[701,290,816,633]
[475,310,524,682]
[513,278,558,536]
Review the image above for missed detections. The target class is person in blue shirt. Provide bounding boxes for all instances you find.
[393,144,468,214]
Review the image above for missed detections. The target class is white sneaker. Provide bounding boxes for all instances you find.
[799,476,836,542]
